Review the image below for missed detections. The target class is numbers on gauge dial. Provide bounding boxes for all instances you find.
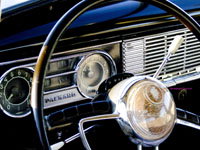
[0,68,33,118]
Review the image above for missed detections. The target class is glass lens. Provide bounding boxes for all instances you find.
[77,53,115,98]
[126,79,176,141]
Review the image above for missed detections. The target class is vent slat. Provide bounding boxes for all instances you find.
[123,28,200,79]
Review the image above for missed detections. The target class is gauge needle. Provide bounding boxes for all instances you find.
[7,93,14,101]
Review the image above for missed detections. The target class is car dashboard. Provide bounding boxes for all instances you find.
[0,0,200,150]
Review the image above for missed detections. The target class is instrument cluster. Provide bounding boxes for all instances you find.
[0,50,117,118]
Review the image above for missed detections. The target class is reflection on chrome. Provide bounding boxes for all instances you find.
[176,119,200,130]
[109,76,176,146]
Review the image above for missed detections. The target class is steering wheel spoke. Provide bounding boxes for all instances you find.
[79,113,120,150]
[176,108,200,130]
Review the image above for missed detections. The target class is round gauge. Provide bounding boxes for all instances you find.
[0,67,33,118]
[77,52,116,98]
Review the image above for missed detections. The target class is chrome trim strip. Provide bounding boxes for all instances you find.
[0,42,44,55]
[0,41,121,66]
[45,71,76,79]
[52,41,121,56]
[43,85,78,95]
[47,122,72,131]
[163,71,200,87]
[0,56,38,66]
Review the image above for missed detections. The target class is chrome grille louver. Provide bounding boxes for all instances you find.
[122,28,200,80]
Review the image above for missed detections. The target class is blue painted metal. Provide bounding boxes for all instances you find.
[0,0,199,47]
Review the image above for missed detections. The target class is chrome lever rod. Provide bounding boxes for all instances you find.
[79,113,120,150]
[153,52,171,79]
[50,126,94,150]
[153,35,184,79]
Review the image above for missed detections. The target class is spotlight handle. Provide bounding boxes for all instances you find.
[153,35,184,79]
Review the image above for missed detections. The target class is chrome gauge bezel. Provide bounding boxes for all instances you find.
[0,67,34,118]
[76,51,117,98]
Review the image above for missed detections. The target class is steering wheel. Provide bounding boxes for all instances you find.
[31,0,200,150]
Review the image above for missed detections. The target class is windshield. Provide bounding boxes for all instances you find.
[1,0,40,14]
[2,0,31,10]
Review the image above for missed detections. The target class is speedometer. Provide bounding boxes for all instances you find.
[77,52,116,98]
[0,67,33,118]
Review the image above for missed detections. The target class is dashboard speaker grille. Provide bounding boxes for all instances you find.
[122,28,200,79]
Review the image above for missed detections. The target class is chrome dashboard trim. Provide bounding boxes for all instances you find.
[45,71,76,80]
[42,50,117,108]
[163,71,200,87]
[0,41,119,109]
[0,41,121,66]
[44,85,78,95]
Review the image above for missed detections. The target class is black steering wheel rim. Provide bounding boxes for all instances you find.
[31,0,200,149]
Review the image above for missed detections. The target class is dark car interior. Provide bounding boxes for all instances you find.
[0,0,200,150]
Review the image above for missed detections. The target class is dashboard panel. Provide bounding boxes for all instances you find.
[2,26,200,118]
[0,0,200,150]
[0,42,120,116]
